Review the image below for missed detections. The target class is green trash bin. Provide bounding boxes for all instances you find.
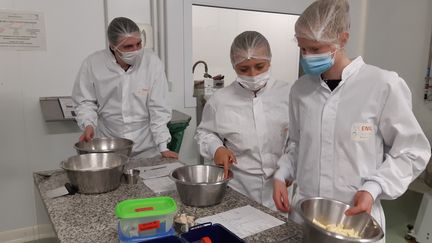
[167,110,191,153]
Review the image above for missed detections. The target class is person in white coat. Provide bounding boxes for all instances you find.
[272,0,431,241]
[195,31,291,209]
[72,17,178,159]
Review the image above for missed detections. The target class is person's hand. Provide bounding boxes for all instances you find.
[161,150,179,159]
[79,125,94,142]
[273,179,291,213]
[214,146,236,179]
[345,190,374,216]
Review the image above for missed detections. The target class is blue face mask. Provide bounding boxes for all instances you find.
[300,51,335,75]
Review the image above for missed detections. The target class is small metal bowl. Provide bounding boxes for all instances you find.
[169,165,233,207]
[74,137,134,156]
[123,169,140,185]
[296,197,384,243]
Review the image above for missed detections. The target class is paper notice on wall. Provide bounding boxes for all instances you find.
[0,10,46,51]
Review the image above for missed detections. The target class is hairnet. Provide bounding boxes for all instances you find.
[107,17,142,46]
[230,31,272,66]
[295,0,350,44]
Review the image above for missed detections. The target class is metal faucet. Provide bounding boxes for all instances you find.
[192,60,212,78]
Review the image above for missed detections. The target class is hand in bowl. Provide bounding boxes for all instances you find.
[345,190,373,216]
[214,146,236,179]
[79,125,94,142]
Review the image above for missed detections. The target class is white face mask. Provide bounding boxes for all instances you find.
[236,70,271,91]
[116,48,143,65]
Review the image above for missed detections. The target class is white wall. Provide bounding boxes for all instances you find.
[362,0,432,142]
[106,0,151,24]
[0,0,106,232]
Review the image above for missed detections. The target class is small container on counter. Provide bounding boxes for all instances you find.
[174,213,196,233]
[115,197,177,238]
[123,169,140,185]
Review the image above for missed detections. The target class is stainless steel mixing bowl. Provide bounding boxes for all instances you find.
[61,153,129,194]
[296,197,384,243]
[169,165,233,207]
[74,137,134,156]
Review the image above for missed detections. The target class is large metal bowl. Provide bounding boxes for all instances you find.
[61,153,129,194]
[169,165,233,207]
[296,197,384,243]
[74,137,134,156]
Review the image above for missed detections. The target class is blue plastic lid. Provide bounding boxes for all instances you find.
[118,223,176,243]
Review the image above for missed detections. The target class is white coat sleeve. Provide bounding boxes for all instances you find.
[360,74,431,200]
[274,89,298,182]
[194,99,224,160]
[71,59,98,130]
[148,58,172,150]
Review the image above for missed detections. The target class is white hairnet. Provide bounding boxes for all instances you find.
[230,31,272,66]
[107,17,143,46]
[295,0,350,44]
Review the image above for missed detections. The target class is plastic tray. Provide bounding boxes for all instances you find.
[118,224,176,243]
[181,222,245,243]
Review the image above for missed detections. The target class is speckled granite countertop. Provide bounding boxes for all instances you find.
[33,157,303,243]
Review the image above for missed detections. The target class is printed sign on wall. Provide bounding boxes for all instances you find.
[0,9,46,51]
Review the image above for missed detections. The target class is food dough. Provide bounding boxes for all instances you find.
[313,218,360,238]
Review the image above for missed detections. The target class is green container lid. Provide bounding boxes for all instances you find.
[115,197,177,219]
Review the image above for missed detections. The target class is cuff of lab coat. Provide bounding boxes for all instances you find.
[209,142,224,159]
[82,121,95,130]
[274,169,289,182]
[158,142,168,152]
[360,181,382,201]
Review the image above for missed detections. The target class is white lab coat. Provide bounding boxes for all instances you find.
[72,48,172,157]
[195,78,291,209]
[275,57,431,242]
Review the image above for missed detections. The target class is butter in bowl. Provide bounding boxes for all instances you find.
[174,213,196,233]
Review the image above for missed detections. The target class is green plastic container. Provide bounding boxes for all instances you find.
[115,197,177,238]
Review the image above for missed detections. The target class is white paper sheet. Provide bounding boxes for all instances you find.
[195,205,285,239]
[138,161,183,179]
[143,176,176,193]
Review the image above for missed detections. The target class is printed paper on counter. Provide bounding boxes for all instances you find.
[196,205,284,238]
[138,161,183,179]
[143,176,176,193]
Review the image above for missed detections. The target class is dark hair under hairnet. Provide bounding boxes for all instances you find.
[230,31,272,66]
[107,17,141,46]
[295,0,350,44]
